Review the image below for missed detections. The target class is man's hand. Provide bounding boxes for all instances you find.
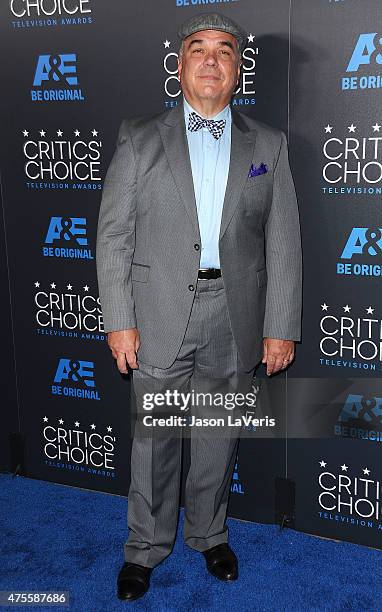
[262,338,295,376]
[107,328,140,373]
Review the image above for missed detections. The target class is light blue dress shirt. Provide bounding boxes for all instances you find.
[183,96,231,269]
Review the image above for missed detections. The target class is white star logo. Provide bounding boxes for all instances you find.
[372,123,381,132]
[39,129,46,137]
[163,39,170,48]
[75,421,80,427]
[348,124,356,133]
[74,129,80,137]
[343,305,351,313]
[319,460,327,467]
[50,282,56,289]
[92,129,98,136]
[366,306,374,314]
[22,129,29,137]
[363,467,371,475]
[91,423,96,430]
[57,129,63,137]
[247,34,255,43]
[324,125,333,133]
[83,285,89,292]
[59,418,64,425]
[107,426,112,432]
[34,281,40,288]
[341,464,348,471]
[67,284,73,290]
[321,303,329,311]
[43,416,48,422]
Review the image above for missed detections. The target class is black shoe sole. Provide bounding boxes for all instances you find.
[208,572,238,582]
[117,587,149,602]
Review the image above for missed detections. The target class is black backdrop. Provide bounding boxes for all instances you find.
[1,0,382,550]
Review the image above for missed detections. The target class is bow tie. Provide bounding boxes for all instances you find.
[187,111,226,140]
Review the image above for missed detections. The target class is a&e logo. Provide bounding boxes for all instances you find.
[31,53,85,102]
[43,216,93,260]
[342,33,382,91]
[339,394,382,426]
[52,358,100,400]
[337,227,382,277]
[335,393,382,443]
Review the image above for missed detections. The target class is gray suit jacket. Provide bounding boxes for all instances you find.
[96,100,302,372]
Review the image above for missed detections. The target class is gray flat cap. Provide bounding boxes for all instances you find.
[177,12,247,53]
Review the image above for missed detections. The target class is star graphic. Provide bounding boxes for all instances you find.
[57,129,63,137]
[43,416,48,422]
[83,285,89,292]
[107,426,112,432]
[51,282,56,289]
[59,418,64,425]
[67,284,73,290]
[75,421,80,427]
[22,129,29,137]
[348,124,356,133]
[321,303,329,311]
[366,306,374,314]
[343,305,351,313]
[247,34,255,43]
[324,125,333,133]
[363,467,371,475]
[91,129,98,137]
[34,281,40,287]
[372,123,381,132]
[341,464,348,471]
[319,460,327,467]
[91,424,96,430]
[39,129,46,137]
[163,39,170,48]
[74,129,80,137]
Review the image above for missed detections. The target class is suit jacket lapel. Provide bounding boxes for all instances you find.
[219,109,257,240]
[156,100,201,240]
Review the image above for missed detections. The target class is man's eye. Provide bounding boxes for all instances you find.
[192,48,203,53]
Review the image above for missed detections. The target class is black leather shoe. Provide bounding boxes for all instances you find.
[202,543,238,581]
[117,562,152,601]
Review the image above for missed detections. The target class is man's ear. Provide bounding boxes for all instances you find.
[235,62,241,86]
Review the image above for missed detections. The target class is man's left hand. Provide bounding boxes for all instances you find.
[262,338,295,376]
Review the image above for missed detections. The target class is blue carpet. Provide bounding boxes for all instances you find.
[1,473,381,611]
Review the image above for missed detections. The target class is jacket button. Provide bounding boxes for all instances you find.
[188,284,195,291]
[194,243,200,251]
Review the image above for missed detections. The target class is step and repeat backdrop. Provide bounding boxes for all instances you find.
[0,188,19,472]
[0,0,381,550]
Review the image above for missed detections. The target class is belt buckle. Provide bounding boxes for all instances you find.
[198,268,210,280]
[198,268,220,280]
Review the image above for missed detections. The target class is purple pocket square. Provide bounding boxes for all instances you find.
[248,162,268,178]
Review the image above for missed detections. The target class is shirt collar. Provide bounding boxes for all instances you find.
[183,96,231,124]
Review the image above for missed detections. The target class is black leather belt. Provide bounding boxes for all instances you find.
[197,268,221,280]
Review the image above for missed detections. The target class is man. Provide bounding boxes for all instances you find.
[96,12,302,602]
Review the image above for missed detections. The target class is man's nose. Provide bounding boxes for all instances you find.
[204,51,218,65]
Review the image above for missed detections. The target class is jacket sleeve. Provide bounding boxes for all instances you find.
[262,131,302,341]
[95,119,137,332]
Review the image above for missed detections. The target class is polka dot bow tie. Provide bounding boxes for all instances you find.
[188,111,226,140]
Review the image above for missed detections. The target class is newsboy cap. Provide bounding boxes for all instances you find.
[177,12,247,53]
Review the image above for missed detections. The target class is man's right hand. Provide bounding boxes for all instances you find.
[107,328,140,373]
